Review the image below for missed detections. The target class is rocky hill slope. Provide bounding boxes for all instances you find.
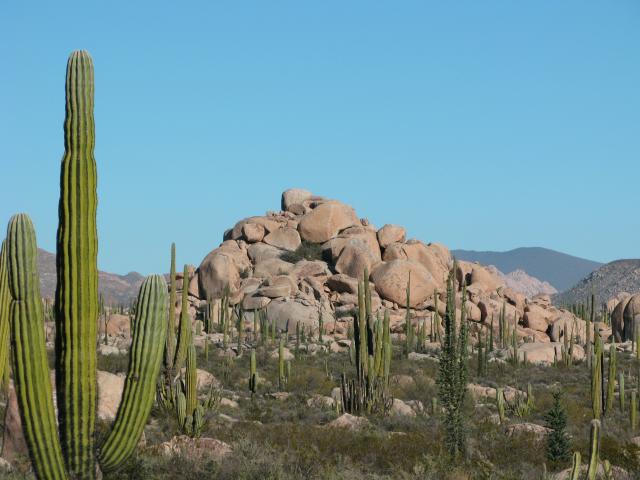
[488,267,557,298]
[554,259,640,308]
[38,248,144,305]
[452,247,601,291]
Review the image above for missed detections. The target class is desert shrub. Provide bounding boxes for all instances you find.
[280,241,323,263]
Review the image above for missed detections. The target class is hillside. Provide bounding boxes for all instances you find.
[452,247,602,291]
[38,248,143,305]
[553,259,640,307]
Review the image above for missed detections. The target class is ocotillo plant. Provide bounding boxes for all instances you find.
[7,213,169,478]
[437,265,468,456]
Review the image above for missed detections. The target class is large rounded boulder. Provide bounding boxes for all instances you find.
[298,201,359,243]
[370,260,438,307]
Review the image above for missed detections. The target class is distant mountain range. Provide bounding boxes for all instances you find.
[553,259,640,307]
[38,249,143,305]
[452,247,602,292]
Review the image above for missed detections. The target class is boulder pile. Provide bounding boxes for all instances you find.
[173,189,597,349]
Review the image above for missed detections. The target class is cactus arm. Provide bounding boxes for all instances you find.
[7,214,68,480]
[55,49,99,478]
[99,275,168,472]
[165,243,177,370]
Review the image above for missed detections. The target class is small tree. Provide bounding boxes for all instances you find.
[545,391,571,468]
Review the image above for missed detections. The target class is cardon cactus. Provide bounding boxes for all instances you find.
[5,50,169,479]
[0,241,11,382]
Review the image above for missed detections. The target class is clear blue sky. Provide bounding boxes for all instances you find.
[1,1,639,275]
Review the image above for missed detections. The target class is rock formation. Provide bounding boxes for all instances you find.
[182,189,590,346]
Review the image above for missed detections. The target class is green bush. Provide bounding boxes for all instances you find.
[280,241,323,263]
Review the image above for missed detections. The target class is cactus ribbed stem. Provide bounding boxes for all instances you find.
[586,419,600,480]
[55,49,99,478]
[173,265,192,371]
[185,344,197,418]
[100,275,168,471]
[0,241,11,383]
[166,243,177,370]
[605,339,616,415]
[7,214,67,480]
[569,452,581,480]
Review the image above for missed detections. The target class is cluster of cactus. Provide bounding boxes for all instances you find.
[555,323,576,367]
[568,420,613,480]
[173,344,219,437]
[258,308,277,346]
[0,50,171,478]
[508,383,535,418]
[340,269,392,415]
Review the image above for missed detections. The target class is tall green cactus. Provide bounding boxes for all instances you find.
[586,419,600,480]
[165,243,177,371]
[173,264,192,371]
[5,51,170,479]
[55,49,99,477]
[605,339,616,415]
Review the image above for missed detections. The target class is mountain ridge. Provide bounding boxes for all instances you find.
[452,247,602,291]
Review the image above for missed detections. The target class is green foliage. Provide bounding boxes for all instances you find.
[545,391,572,468]
[437,266,468,457]
[280,240,323,263]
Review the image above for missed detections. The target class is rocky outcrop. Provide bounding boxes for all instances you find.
[189,190,586,345]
